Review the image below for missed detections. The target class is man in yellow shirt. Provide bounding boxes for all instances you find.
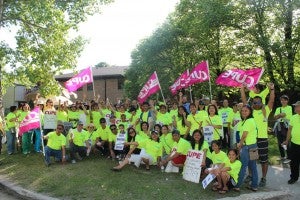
[283,101,300,184]
[43,124,66,167]
[69,121,88,164]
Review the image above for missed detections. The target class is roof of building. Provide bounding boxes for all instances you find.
[55,66,129,80]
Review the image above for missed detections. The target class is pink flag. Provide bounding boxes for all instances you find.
[185,61,210,87]
[19,107,40,136]
[64,67,93,92]
[169,70,189,95]
[216,67,264,88]
[138,72,160,104]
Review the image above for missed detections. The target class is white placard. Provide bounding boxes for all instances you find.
[43,111,57,129]
[203,126,214,145]
[221,112,228,124]
[114,133,126,150]
[202,173,216,189]
[164,151,179,173]
[182,150,204,183]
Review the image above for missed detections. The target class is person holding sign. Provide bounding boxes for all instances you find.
[190,129,212,168]
[43,99,57,140]
[85,123,100,156]
[235,105,258,191]
[201,105,223,144]
[108,124,124,159]
[214,149,241,194]
[219,99,233,149]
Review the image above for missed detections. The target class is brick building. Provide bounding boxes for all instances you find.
[56,66,128,103]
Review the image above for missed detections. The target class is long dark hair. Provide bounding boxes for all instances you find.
[241,104,254,120]
[140,121,149,131]
[127,127,137,142]
[177,105,188,127]
[190,129,204,150]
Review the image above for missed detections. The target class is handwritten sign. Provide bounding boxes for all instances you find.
[203,126,214,145]
[114,133,126,150]
[182,150,204,183]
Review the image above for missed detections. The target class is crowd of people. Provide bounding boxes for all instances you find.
[0,82,300,193]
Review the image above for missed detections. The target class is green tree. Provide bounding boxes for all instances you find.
[0,0,112,116]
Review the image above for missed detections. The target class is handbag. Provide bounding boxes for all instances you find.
[249,148,259,160]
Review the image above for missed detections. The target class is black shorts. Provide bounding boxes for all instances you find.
[257,138,268,163]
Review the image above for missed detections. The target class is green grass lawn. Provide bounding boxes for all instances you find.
[0,135,282,200]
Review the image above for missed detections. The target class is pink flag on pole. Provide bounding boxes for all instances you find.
[138,72,160,104]
[216,67,264,88]
[169,70,189,95]
[64,67,93,92]
[19,106,40,136]
[185,61,210,87]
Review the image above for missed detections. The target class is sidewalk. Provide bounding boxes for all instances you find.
[219,164,299,200]
[0,175,59,200]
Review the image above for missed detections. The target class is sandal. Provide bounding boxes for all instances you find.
[218,190,227,194]
[233,187,240,192]
[246,186,258,192]
[111,167,121,172]
[212,186,222,191]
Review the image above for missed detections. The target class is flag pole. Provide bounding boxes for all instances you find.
[188,69,193,103]
[206,60,213,101]
[38,108,45,157]
[90,66,96,99]
[155,71,166,105]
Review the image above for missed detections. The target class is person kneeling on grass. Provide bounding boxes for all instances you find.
[112,130,162,171]
[211,149,242,194]
[43,124,66,167]
[69,121,88,164]
[159,129,191,169]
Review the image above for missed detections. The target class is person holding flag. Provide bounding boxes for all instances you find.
[18,103,32,155]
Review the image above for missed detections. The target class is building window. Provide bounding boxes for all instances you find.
[118,78,124,90]
[87,83,93,91]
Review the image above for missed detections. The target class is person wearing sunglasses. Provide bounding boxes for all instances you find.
[85,123,100,156]
[108,124,121,159]
[43,124,66,167]
[95,118,110,156]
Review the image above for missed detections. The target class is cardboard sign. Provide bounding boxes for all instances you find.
[114,133,126,150]
[182,150,204,183]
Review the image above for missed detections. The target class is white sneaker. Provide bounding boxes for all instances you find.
[71,160,76,164]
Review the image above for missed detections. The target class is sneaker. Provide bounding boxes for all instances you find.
[259,177,266,187]
[283,159,291,164]
[244,175,252,183]
[277,157,285,161]
[71,160,76,164]
[288,179,297,184]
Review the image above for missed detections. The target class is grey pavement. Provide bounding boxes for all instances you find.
[219,164,299,200]
[0,175,60,200]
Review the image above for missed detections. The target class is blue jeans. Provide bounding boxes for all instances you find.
[6,129,16,154]
[33,128,42,152]
[236,144,258,188]
[44,146,62,164]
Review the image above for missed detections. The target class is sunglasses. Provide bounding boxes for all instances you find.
[110,128,117,131]
[100,121,106,123]
[253,102,262,105]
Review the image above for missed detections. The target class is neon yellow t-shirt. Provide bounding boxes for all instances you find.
[169,109,178,119]
[219,107,233,127]
[253,106,271,138]
[92,111,101,129]
[249,87,270,105]
[187,113,202,134]
[108,131,117,142]
[156,112,172,126]
[19,111,30,122]
[47,131,66,150]
[138,130,150,140]
[274,106,293,121]
[96,126,110,141]
[140,139,162,162]
[160,133,174,154]
[225,160,242,183]
[202,115,223,140]
[68,110,80,127]
[290,114,300,145]
[85,131,100,145]
[194,141,211,159]
[173,138,191,155]
[115,111,131,121]
[175,117,189,136]
[71,129,87,146]
[6,112,17,129]
[239,118,257,145]
[211,150,228,164]
[57,110,68,122]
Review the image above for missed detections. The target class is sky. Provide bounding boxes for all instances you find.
[74,0,179,69]
[0,0,179,70]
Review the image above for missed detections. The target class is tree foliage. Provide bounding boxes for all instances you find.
[125,0,300,102]
[0,0,112,114]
